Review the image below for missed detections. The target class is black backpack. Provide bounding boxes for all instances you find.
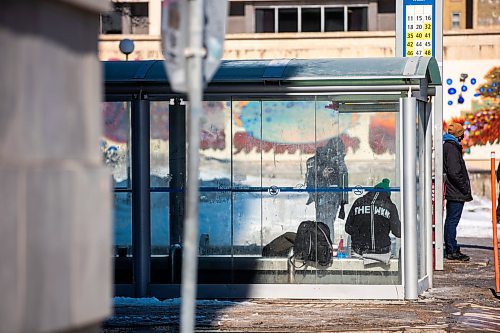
[291,220,333,268]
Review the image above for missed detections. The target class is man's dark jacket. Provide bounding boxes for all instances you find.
[443,133,473,202]
[345,191,401,254]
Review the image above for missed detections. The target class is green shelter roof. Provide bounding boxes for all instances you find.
[104,57,441,95]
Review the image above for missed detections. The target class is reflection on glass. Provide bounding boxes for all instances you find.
[150,101,171,256]
[102,102,131,257]
[232,100,263,257]
[101,102,130,188]
[151,192,169,255]
[150,102,170,185]
[199,101,232,255]
[114,192,132,254]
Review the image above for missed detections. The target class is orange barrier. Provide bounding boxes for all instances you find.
[491,152,500,294]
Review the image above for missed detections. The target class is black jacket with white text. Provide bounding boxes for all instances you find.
[345,191,401,254]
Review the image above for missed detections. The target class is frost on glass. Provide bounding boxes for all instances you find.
[198,101,232,256]
[101,102,130,187]
[150,102,171,255]
[102,102,131,254]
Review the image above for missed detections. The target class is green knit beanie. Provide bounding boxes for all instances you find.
[374,178,391,196]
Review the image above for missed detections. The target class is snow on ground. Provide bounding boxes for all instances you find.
[456,195,498,238]
[113,297,255,307]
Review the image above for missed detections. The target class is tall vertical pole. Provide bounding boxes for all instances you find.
[403,97,418,300]
[434,0,445,271]
[491,152,500,293]
[181,0,203,332]
[397,0,444,272]
[425,102,434,287]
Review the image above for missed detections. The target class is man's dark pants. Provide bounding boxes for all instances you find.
[445,200,465,254]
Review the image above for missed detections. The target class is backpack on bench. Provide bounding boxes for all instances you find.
[290,220,333,268]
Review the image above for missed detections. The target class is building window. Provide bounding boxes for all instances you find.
[229,2,245,16]
[256,8,275,33]
[278,8,298,32]
[101,11,122,34]
[451,12,461,30]
[255,5,368,33]
[100,2,149,35]
[378,0,396,14]
[301,8,321,32]
[325,7,344,32]
[348,7,368,31]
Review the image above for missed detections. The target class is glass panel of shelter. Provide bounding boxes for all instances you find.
[191,95,403,285]
[198,100,232,258]
[108,94,404,286]
[150,101,171,256]
[330,95,402,285]
[101,101,133,284]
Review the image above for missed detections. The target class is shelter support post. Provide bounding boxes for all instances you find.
[433,87,444,270]
[169,98,186,246]
[132,96,151,297]
[403,97,418,300]
[424,102,433,287]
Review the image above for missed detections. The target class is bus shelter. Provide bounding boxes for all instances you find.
[103,57,441,300]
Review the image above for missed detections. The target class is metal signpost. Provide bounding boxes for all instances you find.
[162,0,228,332]
[396,0,443,293]
[402,0,435,57]
[162,0,228,93]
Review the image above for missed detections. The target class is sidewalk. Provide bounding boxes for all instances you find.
[102,237,500,332]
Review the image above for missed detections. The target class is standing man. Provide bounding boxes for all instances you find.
[443,123,473,261]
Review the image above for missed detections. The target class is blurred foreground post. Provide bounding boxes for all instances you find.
[491,152,500,294]
[181,1,203,332]
[0,1,112,332]
[162,0,227,331]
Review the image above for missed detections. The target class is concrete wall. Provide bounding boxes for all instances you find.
[0,1,112,332]
[98,29,500,61]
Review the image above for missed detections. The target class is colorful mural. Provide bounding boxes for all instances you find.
[445,66,499,153]
[368,113,396,155]
[103,100,403,156]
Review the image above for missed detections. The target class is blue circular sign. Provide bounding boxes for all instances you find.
[353,186,363,196]
[268,186,280,196]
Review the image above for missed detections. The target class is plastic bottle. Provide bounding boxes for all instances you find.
[337,238,346,258]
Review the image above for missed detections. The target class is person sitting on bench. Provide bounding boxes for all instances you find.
[345,178,401,265]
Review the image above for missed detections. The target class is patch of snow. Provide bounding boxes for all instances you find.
[455,196,498,238]
[113,297,256,307]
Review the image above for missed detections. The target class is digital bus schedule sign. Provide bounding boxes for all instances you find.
[403,0,435,57]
